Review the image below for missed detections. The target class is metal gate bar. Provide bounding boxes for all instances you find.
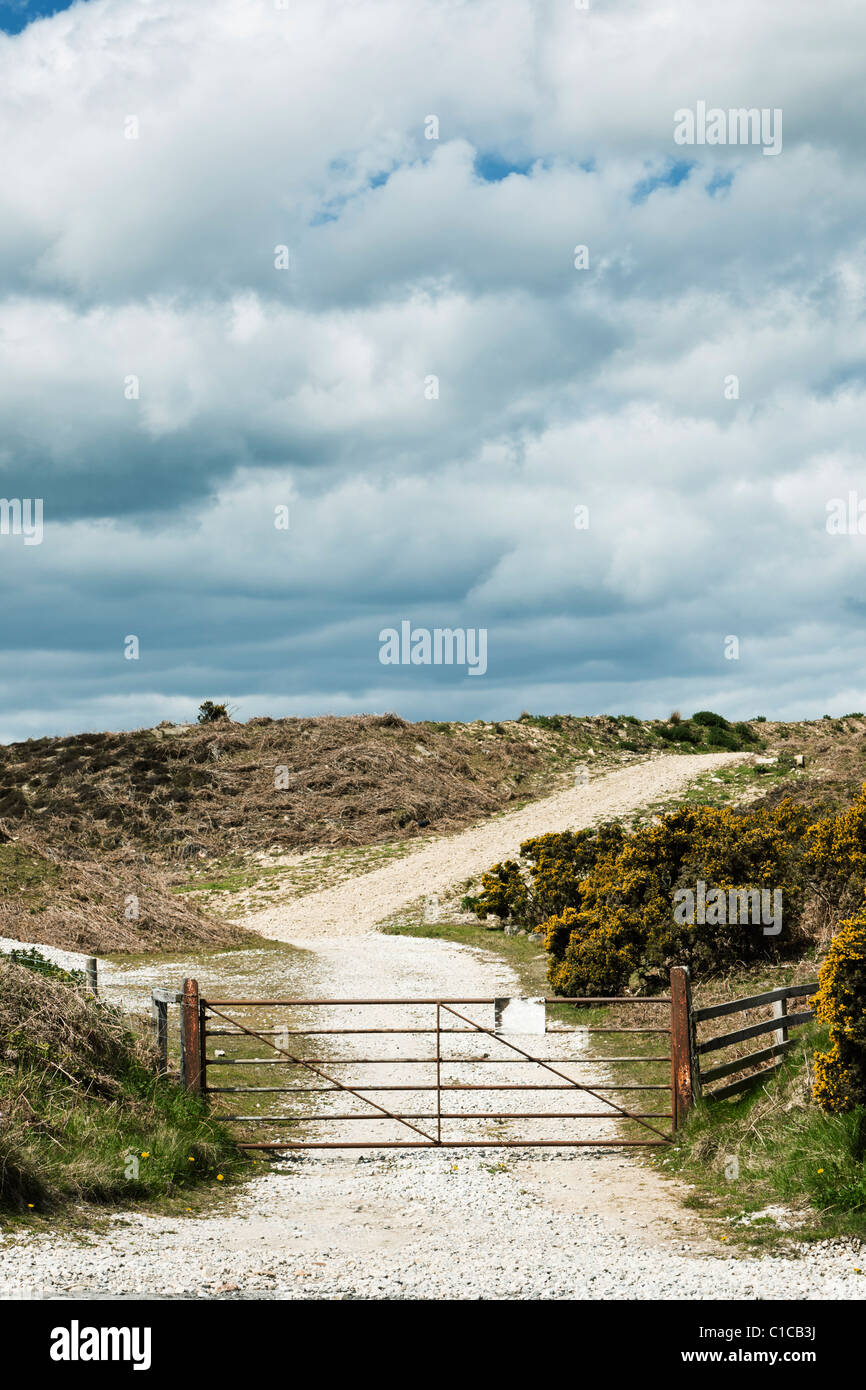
[198,991,674,1150]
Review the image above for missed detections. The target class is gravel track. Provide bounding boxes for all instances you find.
[5,1148,862,1301]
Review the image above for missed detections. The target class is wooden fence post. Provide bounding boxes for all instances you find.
[180,978,202,1093]
[85,957,98,995]
[772,994,788,1048]
[152,995,168,1074]
[151,987,180,1074]
[670,966,697,1128]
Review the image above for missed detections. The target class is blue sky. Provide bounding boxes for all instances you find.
[0,0,78,34]
[1,0,866,740]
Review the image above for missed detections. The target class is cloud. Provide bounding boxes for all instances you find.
[2,0,866,737]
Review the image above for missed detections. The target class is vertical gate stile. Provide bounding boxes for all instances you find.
[669,966,695,1129]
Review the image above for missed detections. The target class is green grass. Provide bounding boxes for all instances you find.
[0,957,249,1222]
[660,1029,866,1246]
[631,758,798,826]
[1,1062,249,1220]
[382,912,550,985]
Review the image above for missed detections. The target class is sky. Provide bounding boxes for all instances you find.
[1,0,866,741]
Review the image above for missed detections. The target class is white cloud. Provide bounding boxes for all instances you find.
[1,0,866,735]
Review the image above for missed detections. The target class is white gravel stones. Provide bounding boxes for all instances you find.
[3,1150,862,1301]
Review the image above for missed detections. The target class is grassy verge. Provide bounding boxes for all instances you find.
[662,1029,866,1248]
[0,954,249,1224]
[630,757,799,825]
[172,838,424,916]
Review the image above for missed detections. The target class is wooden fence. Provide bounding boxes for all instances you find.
[679,976,818,1108]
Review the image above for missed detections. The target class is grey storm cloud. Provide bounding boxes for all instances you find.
[1,0,866,739]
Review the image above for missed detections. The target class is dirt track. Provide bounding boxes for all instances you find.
[243,752,748,941]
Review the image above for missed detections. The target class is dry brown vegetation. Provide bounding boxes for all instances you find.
[744,715,866,813]
[0,712,645,861]
[0,711,599,953]
[0,825,244,955]
[2,708,865,956]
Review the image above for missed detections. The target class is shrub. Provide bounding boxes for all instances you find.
[517,713,565,731]
[466,826,624,928]
[470,800,813,996]
[546,914,639,997]
[691,710,731,728]
[546,802,808,995]
[704,725,739,750]
[802,785,866,934]
[733,721,759,743]
[197,701,230,724]
[811,910,866,1112]
[658,721,701,744]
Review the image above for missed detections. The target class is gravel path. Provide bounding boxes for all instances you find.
[5,750,863,1301]
[242,752,748,940]
[5,1149,862,1301]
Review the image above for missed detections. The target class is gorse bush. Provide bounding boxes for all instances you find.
[464,825,625,931]
[811,910,866,1112]
[197,700,230,724]
[801,793,866,933]
[469,787,866,996]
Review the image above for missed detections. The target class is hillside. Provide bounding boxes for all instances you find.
[0,954,243,1213]
[2,709,865,954]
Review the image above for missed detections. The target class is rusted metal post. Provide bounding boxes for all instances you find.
[181,978,202,1093]
[200,994,208,1097]
[670,966,696,1128]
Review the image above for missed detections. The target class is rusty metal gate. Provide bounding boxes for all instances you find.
[179,974,695,1150]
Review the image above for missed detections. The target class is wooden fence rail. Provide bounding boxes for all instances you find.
[691,980,818,1104]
